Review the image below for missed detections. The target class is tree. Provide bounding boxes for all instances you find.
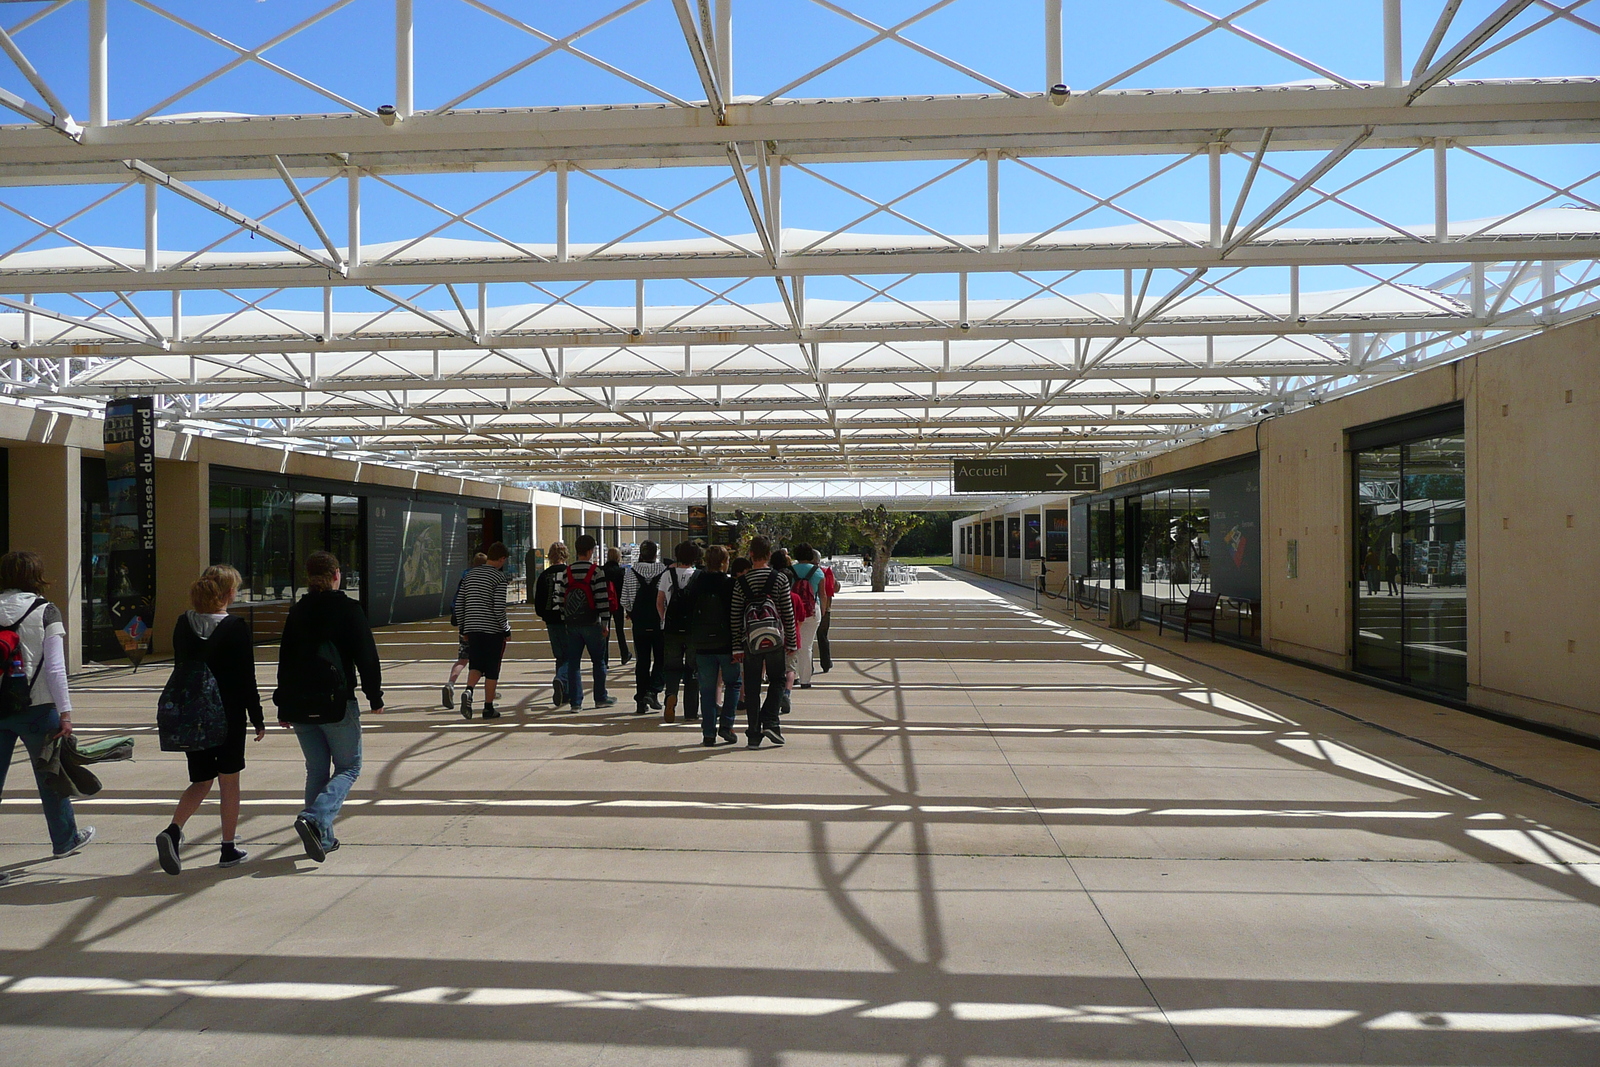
[845,505,925,592]
[532,480,615,504]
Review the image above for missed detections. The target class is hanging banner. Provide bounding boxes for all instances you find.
[104,398,156,668]
[687,504,709,541]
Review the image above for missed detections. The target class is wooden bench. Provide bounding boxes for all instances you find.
[1157,591,1219,642]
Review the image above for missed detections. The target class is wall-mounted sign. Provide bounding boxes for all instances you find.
[104,397,155,667]
[687,504,709,541]
[952,457,1100,494]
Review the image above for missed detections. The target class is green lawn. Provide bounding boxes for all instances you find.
[892,555,952,567]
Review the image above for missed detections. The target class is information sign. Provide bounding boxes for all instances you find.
[952,457,1100,493]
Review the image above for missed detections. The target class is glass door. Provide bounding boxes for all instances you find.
[1353,434,1466,697]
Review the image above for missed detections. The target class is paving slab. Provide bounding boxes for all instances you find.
[3,574,1598,1065]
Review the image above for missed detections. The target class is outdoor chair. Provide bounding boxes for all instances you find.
[1157,591,1220,642]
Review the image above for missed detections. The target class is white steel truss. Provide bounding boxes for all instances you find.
[0,0,1596,485]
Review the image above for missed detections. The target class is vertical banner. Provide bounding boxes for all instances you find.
[687,504,709,541]
[103,398,156,668]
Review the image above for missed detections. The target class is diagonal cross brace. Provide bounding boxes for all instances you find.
[0,23,79,139]
[124,159,341,274]
[0,294,165,348]
[1409,0,1536,102]
[1223,127,1372,255]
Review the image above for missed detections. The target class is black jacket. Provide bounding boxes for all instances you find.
[172,613,264,732]
[533,563,567,625]
[273,589,383,715]
[685,570,735,655]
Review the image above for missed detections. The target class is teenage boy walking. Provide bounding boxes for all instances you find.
[730,537,795,749]
[621,541,666,713]
[790,545,826,689]
[455,542,511,720]
[689,546,741,746]
[553,535,619,711]
[657,541,700,723]
[275,551,383,863]
[533,541,573,707]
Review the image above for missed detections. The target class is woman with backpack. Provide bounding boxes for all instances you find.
[771,548,809,716]
[790,545,826,689]
[155,565,263,874]
[689,545,741,746]
[0,550,94,858]
[533,541,575,708]
[274,551,383,863]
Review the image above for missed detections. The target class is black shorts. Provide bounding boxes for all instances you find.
[185,727,246,782]
[466,631,508,680]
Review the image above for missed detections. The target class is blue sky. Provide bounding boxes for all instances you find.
[1,0,1595,316]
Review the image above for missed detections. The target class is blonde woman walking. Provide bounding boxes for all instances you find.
[155,566,263,874]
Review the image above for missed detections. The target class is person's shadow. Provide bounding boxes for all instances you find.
[565,742,727,765]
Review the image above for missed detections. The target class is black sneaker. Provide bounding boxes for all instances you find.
[460,689,474,720]
[620,653,633,666]
[570,702,584,712]
[294,816,326,863]
[156,828,181,876]
[746,739,762,749]
[685,710,700,721]
[482,705,501,720]
[701,736,717,747]
[762,726,785,746]
[799,683,813,689]
[595,695,618,708]
[648,693,663,710]
[324,840,341,854]
[718,727,738,744]
[633,702,647,715]
[219,846,248,869]
[441,683,455,709]
[552,679,566,707]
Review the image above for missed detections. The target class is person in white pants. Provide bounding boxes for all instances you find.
[791,545,826,689]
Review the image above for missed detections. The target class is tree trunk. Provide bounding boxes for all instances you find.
[871,545,889,592]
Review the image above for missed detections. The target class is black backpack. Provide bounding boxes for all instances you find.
[278,631,352,724]
[0,598,45,718]
[629,568,665,627]
[688,572,732,648]
[157,659,229,752]
[662,568,695,636]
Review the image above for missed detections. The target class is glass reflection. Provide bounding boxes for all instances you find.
[1354,434,1466,696]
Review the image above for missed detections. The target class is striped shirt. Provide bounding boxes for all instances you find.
[550,559,616,625]
[730,566,797,653]
[455,565,509,634]
[621,560,667,620]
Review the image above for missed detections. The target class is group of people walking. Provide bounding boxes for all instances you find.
[0,532,841,874]
[517,535,839,748]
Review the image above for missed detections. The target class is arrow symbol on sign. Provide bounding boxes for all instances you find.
[1049,464,1072,486]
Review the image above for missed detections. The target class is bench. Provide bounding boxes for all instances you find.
[1157,591,1219,642]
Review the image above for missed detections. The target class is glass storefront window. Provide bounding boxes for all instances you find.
[1007,516,1021,559]
[1025,513,1041,560]
[254,490,295,602]
[1354,433,1466,697]
[329,496,362,598]
[293,492,328,598]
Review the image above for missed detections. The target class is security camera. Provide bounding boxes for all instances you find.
[377,104,398,126]
[1296,315,1307,326]
[630,327,643,338]
[8,341,18,351]
[315,334,326,344]
[1048,84,1070,106]
[958,321,971,331]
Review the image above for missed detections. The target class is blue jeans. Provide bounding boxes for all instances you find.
[695,653,741,739]
[292,700,362,848]
[0,704,78,854]
[565,625,610,707]
[546,622,578,695]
